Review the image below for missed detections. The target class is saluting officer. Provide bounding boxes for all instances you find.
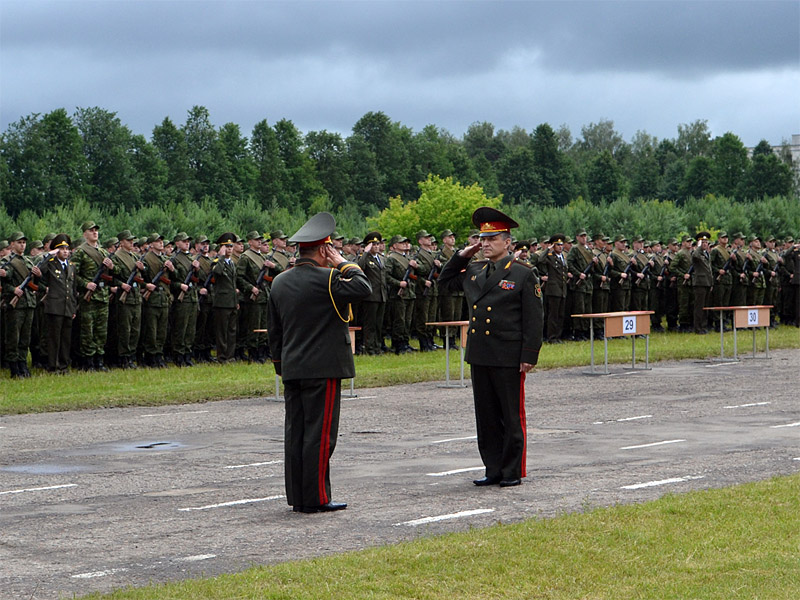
[542,234,569,342]
[357,231,388,355]
[691,232,713,334]
[210,233,239,363]
[267,212,372,513]
[438,207,543,488]
[38,234,77,373]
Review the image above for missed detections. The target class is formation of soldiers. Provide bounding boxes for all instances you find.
[2,222,800,378]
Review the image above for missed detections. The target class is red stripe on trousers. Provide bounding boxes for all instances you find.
[318,379,334,504]
[519,371,527,478]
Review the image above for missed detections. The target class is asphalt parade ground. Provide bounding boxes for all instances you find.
[2,349,799,599]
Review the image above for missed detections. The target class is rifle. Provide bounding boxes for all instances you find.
[397,264,412,296]
[618,259,634,285]
[656,256,671,288]
[142,266,169,301]
[83,251,116,302]
[715,248,738,281]
[177,265,199,302]
[118,265,145,303]
[575,259,596,287]
[682,264,695,285]
[9,253,51,308]
[752,261,765,283]
[634,261,653,286]
[250,262,274,301]
[422,263,439,296]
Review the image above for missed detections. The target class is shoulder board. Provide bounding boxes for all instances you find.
[513,259,532,268]
[547,251,554,256]
[49,257,56,262]
[212,258,220,264]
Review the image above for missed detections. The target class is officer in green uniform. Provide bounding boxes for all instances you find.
[438,207,543,487]
[412,230,441,351]
[236,231,273,363]
[169,232,200,366]
[357,232,388,355]
[140,233,174,367]
[110,230,144,369]
[691,231,713,333]
[268,230,293,272]
[72,221,115,371]
[567,229,596,340]
[385,234,417,353]
[670,235,694,331]
[1,232,42,378]
[210,233,239,363]
[608,234,634,313]
[267,212,371,513]
[38,234,77,373]
[542,234,569,342]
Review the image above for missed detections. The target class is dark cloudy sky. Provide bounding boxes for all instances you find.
[1,0,798,147]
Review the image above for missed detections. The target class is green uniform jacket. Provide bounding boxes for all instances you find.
[691,248,713,286]
[746,250,766,289]
[111,249,142,305]
[171,250,199,303]
[710,245,732,285]
[236,249,267,304]
[210,257,238,309]
[413,248,438,297]
[357,252,388,303]
[567,244,595,293]
[73,243,111,303]
[543,250,569,297]
[142,250,171,308]
[438,252,543,368]
[608,249,634,290]
[39,255,77,317]
[1,253,38,308]
[670,248,692,283]
[386,250,416,299]
[632,251,652,290]
[267,258,371,380]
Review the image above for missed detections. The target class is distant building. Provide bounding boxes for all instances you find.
[747,134,800,174]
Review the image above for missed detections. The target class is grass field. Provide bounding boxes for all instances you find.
[2,327,798,415]
[78,473,800,600]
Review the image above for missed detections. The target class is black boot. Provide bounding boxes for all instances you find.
[94,355,109,372]
[174,353,185,367]
[156,354,167,368]
[183,353,194,367]
[9,361,21,379]
[18,360,31,378]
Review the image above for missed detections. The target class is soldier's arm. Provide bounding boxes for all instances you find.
[437,252,469,293]
[520,266,543,367]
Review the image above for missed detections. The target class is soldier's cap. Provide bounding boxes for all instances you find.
[717,231,728,239]
[510,236,518,244]
[216,232,236,246]
[652,240,663,246]
[28,240,43,250]
[81,221,99,232]
[516,241,530,251]
[42,233,56,244]
[331,231,345,241]
[530,237,538,244]
[468,229,481,238]
[8,231,27,242]
[592,233,604,241]
[270,229,288,240]
[289,212,337,248]
[440,229,454,238]
[388,234,409,247]
[347,237,361,246]
[613,234,627,243]
[117,230,135,241]
[210,243,219,252]
[363,231,382,245]
[472,206,519,237]
[173,232,192,242]
[731,231,744,240]
[415,229,432,240]
[147,233,164,243]
[696,231,711,241]
[667,237,678,245]
[194,234,209,245]
[785,236,794,243]
[644,240,653,247]
[234,234,244,243]
[103,237,119,247]
[0,240,8,250]
[747,234,758,243]
[576,229,588,237]
[680,234,693,243]
[246,230,263,241]
[549,233,566,244]
[51,233,71,249]
[766,235,776,242]
[565,236,573,244]
[631,235,644,243]
[137,236,148,246]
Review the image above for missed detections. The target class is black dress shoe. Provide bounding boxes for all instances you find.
[473,476,502,486]
[298,501,348,513]
[499,478,521,487]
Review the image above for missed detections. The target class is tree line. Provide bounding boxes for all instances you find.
[1,106,797,241]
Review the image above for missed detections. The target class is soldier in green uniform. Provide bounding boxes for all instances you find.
[728,232,747,307]
[191,235,215,362]
[542,234,569,342]
[169,232,200,366]
[110,230,145,369]
[630,236,653,312]
[709,232,732,330]
[38,234,77,373]
[412,230,441,351]
[745,235,766,306]
[670,235,694,331]
[211,233,239,363]
[762,236,780,327]
[1,232,42,378]
[591,234,611,319]
[267,212,371,513]
[140,233,174,367]
[567,230,596,340]
[608,234,634,313]
[268,230,294,272]
[236,231,274,363]
[436,229,464,347]
[691,232,713,333]
[72,221,115,371]
[385,234,417,353]
[357,232,388,355]
[438,207,543,487]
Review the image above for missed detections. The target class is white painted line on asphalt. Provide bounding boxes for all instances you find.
[225,460,283,469]
[177,554,216,562]
[620,439,686,450]
[72,568,129,579]
[395,508,495,527]
[724,402,771,409]
[427,466,484,477]
[705,362,738,368]
[431,435,477,444]
[770,422,800,429]
[0,483,78,496]
[178,495,285,511]
[793,457,800,461]
[608,371,639,377]
[141,410,210,418]
[621,475,705,490]
[594,415,653,425]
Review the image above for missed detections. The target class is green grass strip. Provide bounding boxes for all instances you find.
[2,327,798,415]
[80,473,800,599]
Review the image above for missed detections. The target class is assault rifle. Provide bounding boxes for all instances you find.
[250,262,274,301]
[634,260,654,286]
[142,266,170,301]
[681,264,695,285]
[715,248,738,281]
[656,256,671,288]
[177,265,200,302]
[422,263,439,296]
[9,253,52,308]
[118,265,145,303]
[618,258,635,285]
[575,259,596,287]
[397,264,413,296]
[83,251,116,302]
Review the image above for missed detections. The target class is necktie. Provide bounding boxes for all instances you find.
[487,262,495,277]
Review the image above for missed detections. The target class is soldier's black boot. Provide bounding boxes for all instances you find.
[9,361,21,379]
[183,353,194,367]
[94,356,109,372]
[174,354,185,367]
[156,354,167,368]
[19,360,31,378]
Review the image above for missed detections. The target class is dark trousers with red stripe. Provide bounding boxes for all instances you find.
[283,377,341,508]
[469,365,527,481]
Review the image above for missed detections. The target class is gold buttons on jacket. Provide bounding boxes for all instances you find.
[473,304,477,310]
[487,306,492,311]
[486,318,491,323]
[471,328,475,333]
[472,317,476,321]
[485,330,490,335]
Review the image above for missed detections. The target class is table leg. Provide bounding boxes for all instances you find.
[589,318,595,373]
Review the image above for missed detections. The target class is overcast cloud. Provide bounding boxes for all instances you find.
[1,0,798,147]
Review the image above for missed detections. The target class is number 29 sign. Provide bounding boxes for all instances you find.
[622,316,637,335]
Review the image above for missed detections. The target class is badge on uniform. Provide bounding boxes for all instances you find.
[470,275,477,281]
[499,279,515,290]
[535,284,542,298]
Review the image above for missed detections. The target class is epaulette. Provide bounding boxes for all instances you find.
[49,256,56,262]
[547,251,554,256]
[513,259,532,268]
